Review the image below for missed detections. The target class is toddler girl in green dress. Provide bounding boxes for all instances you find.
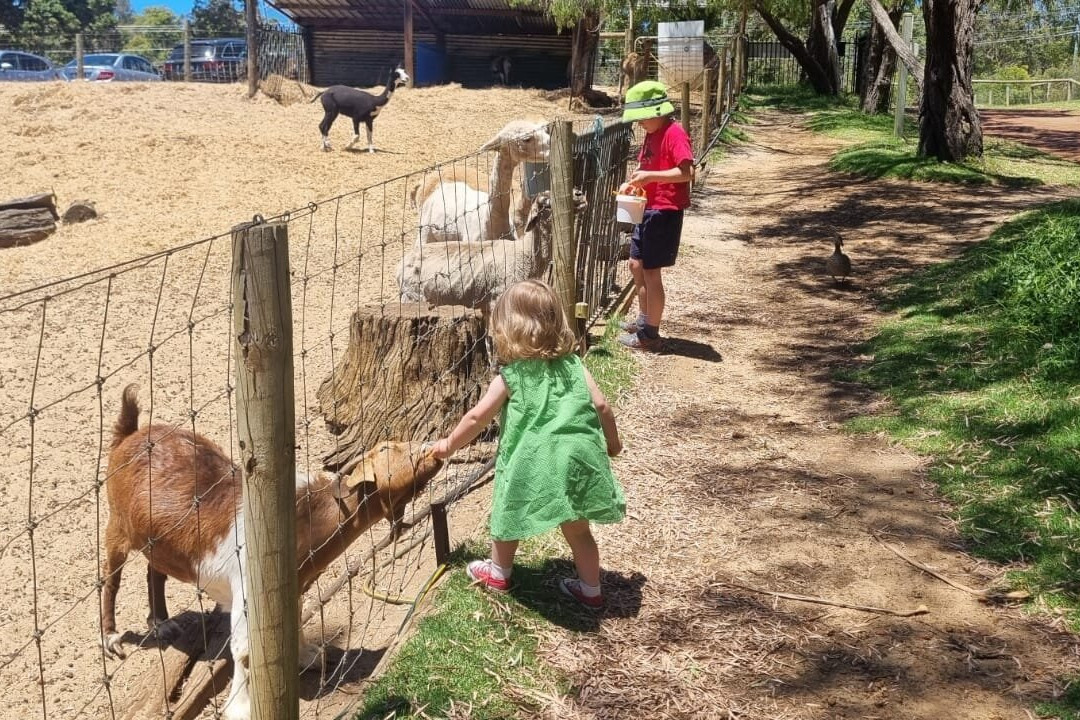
[433,279,626,608]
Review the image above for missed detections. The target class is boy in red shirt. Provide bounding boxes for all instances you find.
[619,80,694,351]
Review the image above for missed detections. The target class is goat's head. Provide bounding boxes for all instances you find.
[391,64,411,89]
[523,188,589,234]
[480,120,551,163]
[332,440,442,521]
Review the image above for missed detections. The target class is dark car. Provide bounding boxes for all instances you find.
[0,50,65,81]
[162,38,246,82]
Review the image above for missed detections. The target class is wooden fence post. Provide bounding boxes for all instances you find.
[701,66,715,149]
[550,120,578,333]
[231,220,299,720]
[893,12,913,137]
[246,0,258,96]
[680,81,691,137]
[75,33,84,80]
[717,48,728,120]
[183,20,192,82]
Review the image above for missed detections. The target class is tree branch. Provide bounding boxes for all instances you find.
[865,0,924,95]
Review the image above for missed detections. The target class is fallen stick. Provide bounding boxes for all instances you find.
[718,579,930,617]
[871,531,1030,602]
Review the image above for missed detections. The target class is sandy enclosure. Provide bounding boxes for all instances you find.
[0,80,612,719]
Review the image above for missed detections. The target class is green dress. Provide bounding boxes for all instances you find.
[490,354,626,541]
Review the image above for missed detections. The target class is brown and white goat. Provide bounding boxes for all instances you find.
[100,384,442,720]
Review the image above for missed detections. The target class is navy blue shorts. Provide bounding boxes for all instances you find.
[630,209,684,270]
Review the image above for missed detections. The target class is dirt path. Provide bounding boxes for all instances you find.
[539,113,1080,719]
[980,109,1080,161]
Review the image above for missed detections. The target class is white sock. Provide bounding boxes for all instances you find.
[577,580,601,597]
[488,560,511,580]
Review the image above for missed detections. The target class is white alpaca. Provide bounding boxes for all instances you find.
[413,119,550,246]
[397,189,587,323]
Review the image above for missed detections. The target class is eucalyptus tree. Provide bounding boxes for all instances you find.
[754,0,858,94]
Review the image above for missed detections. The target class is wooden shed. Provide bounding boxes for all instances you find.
[266,0,573,88]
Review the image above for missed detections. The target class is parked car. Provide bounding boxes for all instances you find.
[0,50,65,81]
[162,38,247,82]
[62,53,162,82]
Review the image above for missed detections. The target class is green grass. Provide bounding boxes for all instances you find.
[843,200,1080,627]
[744,86,1080,187]
[352,328,638,719]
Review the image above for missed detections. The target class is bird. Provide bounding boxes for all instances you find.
[826,234,851,284]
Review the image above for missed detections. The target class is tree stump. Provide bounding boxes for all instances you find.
[0,192,59,248]
[119,610,232,720]
[317,303,490,470]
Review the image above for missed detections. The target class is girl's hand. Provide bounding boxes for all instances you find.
[432,438,454,460]
[607,439,623,457]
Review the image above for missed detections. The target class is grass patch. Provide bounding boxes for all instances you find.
[744,86,1080,187]
[352,326,639,719]
[844,200,1080,628]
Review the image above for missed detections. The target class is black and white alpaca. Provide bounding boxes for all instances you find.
[311,65,410,152]
[490,55,511,86]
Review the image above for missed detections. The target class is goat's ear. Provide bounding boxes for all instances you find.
[479,134,502,153]
[344,454,381,490]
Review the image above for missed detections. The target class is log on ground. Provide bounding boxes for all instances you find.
[317,303,490,470]
[0,207,58,248]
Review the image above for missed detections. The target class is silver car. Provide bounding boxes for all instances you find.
[63,53,162,82]
[0,50,65,81]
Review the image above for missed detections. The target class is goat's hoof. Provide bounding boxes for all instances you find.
[102,633,126,659]
[223,700,250,720]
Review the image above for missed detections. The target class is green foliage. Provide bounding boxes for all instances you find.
[191,0,244,36]
[122,7,181,61]
[845,201,1080,631]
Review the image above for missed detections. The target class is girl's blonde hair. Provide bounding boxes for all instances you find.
[491,279,576,362]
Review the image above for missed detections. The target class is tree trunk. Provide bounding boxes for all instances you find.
[807,0,842,94]
[866,0,924,96]
[0,207,57,248]
[859,3,903,113]
[316,304,490,470]
[755,1,836,94]
[570,12,600,98]
[919,0,982,160]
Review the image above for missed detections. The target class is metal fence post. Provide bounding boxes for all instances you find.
[550,120,578,333]
[231,219,299,720]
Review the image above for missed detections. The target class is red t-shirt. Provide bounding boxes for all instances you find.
[637,119,694,210]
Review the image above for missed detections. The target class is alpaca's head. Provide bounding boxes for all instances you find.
[480,120,551,164]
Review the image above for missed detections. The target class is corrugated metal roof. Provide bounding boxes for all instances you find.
[268,0,563,35]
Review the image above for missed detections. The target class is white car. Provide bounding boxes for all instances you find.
[62,53,162,82]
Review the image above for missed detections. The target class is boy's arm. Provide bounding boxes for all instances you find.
[630,159,693,186]
[583,368,623,457]
[434,375,508,458]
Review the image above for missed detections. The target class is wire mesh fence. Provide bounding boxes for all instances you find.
[0,113,644,719]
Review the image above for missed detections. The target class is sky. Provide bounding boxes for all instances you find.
[129,0,291,25]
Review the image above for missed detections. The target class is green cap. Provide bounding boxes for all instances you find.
[622,80,675,122]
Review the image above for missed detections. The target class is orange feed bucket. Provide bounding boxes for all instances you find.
[615,184,646,225]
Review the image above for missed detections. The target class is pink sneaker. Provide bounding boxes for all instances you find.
[559,578,604,609]
[466,559,510,593]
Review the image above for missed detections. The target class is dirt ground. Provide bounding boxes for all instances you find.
[980,109,1080,161]
[2,79,1079,720]
[533,114,1080,718]
[0,79,597,720]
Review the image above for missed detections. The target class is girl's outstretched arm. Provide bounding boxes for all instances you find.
[583,368,622,457]
[433,375,509,459]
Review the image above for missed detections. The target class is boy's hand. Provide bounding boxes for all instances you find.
[607,439,623,457]
[628,170,651,186]
[432,438,454,460]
